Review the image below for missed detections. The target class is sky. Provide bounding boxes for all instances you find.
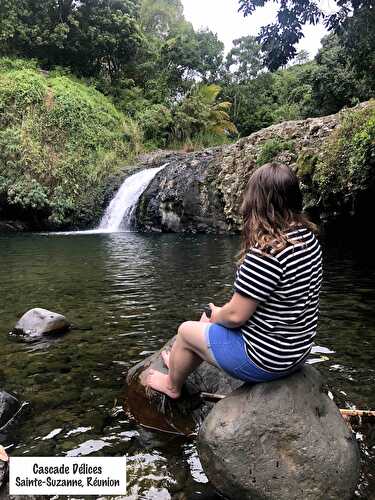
[181,0,329,59]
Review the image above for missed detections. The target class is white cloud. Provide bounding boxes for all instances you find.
[181,0,328,58]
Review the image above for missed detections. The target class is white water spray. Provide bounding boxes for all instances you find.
[98,164,167,232]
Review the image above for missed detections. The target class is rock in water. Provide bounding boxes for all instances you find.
[0,391,20,430]
[13,308,70,337]
[0,391,21,491]
[125,336,242,435]
[198,365,360,500]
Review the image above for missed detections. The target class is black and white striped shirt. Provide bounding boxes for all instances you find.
[234,226,322,372]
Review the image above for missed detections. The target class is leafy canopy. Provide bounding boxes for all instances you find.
[238,0,374,70]
[0,0,144,81]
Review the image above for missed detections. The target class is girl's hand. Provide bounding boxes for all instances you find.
[208,303,222,323]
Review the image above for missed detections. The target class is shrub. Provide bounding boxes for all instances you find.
[256,137,295,166]
[136,104,173,147]
[0,58,142,228]
[314,101,375,212]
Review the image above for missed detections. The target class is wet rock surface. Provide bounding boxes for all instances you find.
[198,365,360,500]
[0,221,28,233]
[135,149,230,233]
[0,462,7,499]
[0,392,20,433]
[0,391,21,492]
[124,335,242,435]
[12,308,70,338]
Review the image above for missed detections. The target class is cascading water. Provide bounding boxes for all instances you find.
[98,164,167,232]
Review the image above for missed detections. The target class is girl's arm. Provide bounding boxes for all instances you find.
[209,293,258,329]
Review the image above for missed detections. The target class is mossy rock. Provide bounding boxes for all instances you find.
[296,149,319,180]
[313,100,375,216]
[256,137,295,166]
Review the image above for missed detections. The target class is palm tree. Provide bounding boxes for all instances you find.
[193,84,238,136]
[172,83,238,143]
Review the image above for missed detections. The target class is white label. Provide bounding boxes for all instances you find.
[9,457,127,495]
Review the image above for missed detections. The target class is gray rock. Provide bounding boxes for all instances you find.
[0,392,20,430]
[125,335,242,435]
[0,492,51,500]
[0,391,20,491]
[132,103,371,233]
[134,149,231,233]
[198,365,360,500]
[13,308,70,337]
[0,221,28,233]
[0,461,7,498]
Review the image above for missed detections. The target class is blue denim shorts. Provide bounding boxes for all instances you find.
[204,323,302,383]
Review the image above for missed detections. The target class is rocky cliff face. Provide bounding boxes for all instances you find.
[134,148,230,233]
[134,104,372,233]
[135,115,338,233]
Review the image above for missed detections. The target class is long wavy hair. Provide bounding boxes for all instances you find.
[238,162,316,264]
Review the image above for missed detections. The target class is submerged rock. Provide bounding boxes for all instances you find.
[124,336,242,435]
[198,365,360,500]
[13,308,70,337]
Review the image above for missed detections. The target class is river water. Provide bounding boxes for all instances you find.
[0,232,374,499]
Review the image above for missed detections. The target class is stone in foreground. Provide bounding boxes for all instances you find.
[0,391,20,431]
[0,391,21,491]
[198,365,360,500]
[125,336,242,435]
[13,308,70,337]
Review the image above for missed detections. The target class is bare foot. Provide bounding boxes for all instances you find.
[146,369,180,399]
[161,350,170,369]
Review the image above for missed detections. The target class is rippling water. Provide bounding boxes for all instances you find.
[0,232,374,499]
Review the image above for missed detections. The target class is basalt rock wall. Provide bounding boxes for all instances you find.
[134,103,372,233]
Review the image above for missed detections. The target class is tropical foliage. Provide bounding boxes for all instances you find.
[0,58,141,228]
[314,101,375,214]
[0,0,374,229]
[238,0,374,70]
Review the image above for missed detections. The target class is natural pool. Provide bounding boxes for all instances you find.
[0,232,374,499]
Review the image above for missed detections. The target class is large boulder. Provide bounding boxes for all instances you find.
[124,336,242,435]
[198,365,360,500]
[12,308,70,338]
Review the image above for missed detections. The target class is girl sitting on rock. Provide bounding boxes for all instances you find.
[146,162,323,398]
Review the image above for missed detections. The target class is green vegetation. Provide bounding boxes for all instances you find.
[0,59,141,228]
[256,138,294,166]
[238,0,373,71]
[0,0,373,144]
[296,150,319,180]
[314,101,375,212]
[0,0,374,228]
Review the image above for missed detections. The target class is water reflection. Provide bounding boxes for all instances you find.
[0,232,375,498]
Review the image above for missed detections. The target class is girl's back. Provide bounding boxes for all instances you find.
[235,225,322,373]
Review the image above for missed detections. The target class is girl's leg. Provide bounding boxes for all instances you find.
[162,312,210,368]
[146,321,216,399]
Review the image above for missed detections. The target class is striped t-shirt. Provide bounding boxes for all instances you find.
[234,226,322,373]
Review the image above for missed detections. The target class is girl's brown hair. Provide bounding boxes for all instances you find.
[238,162,316,263]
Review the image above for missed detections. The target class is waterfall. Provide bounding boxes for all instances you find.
[98,164,167,232]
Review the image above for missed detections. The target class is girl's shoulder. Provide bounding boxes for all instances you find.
[284,223,313,237]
